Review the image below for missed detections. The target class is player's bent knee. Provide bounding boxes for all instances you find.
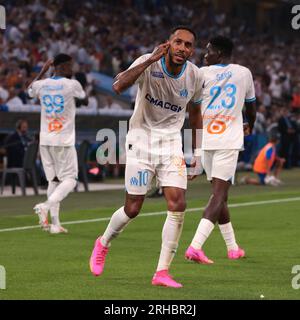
[60,178,77,192]
[124,205,141,218]
[167,199,186,212]
[124,200,143,218]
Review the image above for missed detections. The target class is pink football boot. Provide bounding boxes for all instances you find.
[89,238,109,276]
[152,270,183,288]
[228,247,245,260]
[185,246,214,264]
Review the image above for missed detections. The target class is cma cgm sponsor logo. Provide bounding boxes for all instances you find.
[145,94,183,113]
[180,89,188,98]
[151,71,164,79]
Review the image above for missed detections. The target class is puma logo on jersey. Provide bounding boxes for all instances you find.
[151,71,164,79]
[145,93,183,113]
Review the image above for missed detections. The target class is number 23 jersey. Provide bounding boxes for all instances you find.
[199,64,256,150]
[28,77,86,146]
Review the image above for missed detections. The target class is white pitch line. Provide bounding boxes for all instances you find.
[0,196,300,234]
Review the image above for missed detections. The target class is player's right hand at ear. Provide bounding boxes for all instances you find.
[149,42,170,63]
[42,59,54,72]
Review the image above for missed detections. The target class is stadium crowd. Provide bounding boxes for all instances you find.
[0,0,299,169]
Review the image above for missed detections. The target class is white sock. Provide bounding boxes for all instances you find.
[156,211,185,272]
[47,181,61,226]
[101,206,131,247]
[219,222,238,251]
[47,178,76,204]
[50,203,61,226]
[191,218,215,250]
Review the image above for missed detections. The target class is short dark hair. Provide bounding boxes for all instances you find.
[209,36,234,57]
[53,53,72,67]
[16,119,27,130]
[170,26,197,41]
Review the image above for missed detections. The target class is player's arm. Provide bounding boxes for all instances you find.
[73,80,88,107]
[244,101,256,135]
[188,102,203,180]
[244,69,257,135]
[27,59,53,93]
[112,43,169,94]
[75,96,89,107]
[188,102,203,151]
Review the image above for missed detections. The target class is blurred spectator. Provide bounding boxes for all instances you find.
[87,89,99,113]
[278,107,297,169]
[102,96,122,111]
[3,119,32,168]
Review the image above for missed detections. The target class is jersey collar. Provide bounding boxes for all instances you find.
[161,56,187,79]
[214,64,229,67]
[51,76,64,80]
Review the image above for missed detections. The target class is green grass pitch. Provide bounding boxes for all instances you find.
[0,170,300,300]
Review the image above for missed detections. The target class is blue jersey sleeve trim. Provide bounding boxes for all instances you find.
[192,99,203,104]
[245,97,256,102]
[266,147,274,160]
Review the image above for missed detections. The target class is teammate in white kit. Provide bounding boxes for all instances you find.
[89,27,203,288]
[185,36,256,263]
[28,54,87,234]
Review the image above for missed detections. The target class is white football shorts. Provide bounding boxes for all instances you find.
[40,145,78,182]
[125,135,187,195]
[201,149,239,184]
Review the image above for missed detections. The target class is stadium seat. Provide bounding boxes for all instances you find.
[0,142,39,196]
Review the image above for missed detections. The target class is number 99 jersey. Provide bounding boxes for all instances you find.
[199,64,256,150]
[28,76,86,147]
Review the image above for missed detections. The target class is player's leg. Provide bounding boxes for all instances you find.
[47,179,60,224]
[273,158,285,183]
[218,201,245,259]
[242,176,262,185]
[90,193,145,276]
[46,177,68,234]
[90,160,154,277]
[186,178,230,264]
[157,187,186,272]
[186,150,240,264]
[185,150,215,264]
[34,146,56,230]
[152,154,187,288]
[46,146,77,206]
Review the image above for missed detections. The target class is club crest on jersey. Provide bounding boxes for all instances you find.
[151,71,164,79]
[180,89,188,98]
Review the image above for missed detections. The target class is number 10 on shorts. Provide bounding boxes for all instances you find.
[138,171,149,186]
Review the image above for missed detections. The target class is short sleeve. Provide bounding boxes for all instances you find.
[190,67,204,104]
[245,69,256,102]
[128,54,151,85]
[28,80,42,98]
[72,80,86,99]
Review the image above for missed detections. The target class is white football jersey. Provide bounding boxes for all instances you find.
[199,64,256,150]
[28,77,86,146]
[127,54,203,140]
